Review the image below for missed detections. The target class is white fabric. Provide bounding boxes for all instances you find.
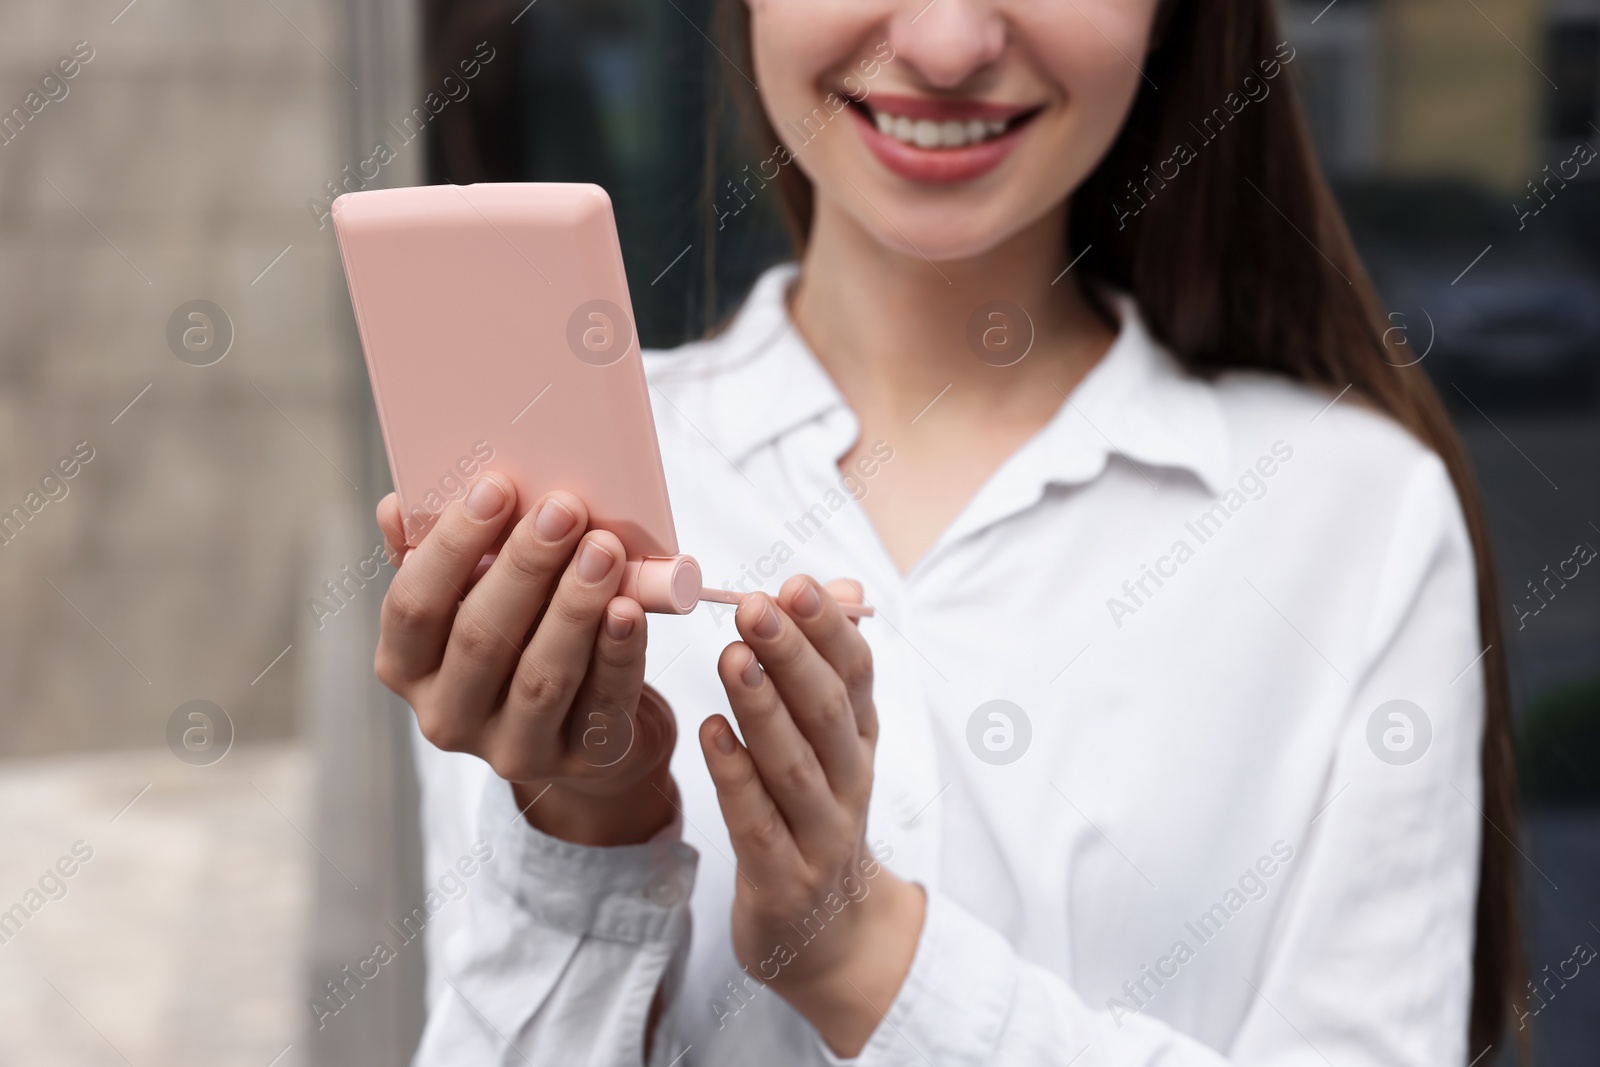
[410,264,1485,1067]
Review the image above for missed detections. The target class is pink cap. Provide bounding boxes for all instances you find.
[620,555,702,615]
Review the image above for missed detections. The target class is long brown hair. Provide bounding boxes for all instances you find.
[712,0,1523,1057]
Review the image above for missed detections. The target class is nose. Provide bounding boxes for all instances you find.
[886,0,1007,90]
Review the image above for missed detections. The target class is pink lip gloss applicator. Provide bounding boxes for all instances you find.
[619,555,875,619]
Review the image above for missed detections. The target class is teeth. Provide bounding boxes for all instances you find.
[870,109,1012,149]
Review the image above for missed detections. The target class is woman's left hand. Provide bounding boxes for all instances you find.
[698,576,926,1057]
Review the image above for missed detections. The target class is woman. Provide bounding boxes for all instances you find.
[375,1,1520,1063]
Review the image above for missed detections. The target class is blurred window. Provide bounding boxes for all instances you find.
[1547,17,1600,140]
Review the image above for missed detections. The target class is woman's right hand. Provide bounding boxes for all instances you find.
[374,474,678,847]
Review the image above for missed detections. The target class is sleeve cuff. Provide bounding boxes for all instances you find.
[827,888,1017,1067]
[479,774,699,944]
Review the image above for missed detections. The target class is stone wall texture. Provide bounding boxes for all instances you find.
[0,0,424,1062]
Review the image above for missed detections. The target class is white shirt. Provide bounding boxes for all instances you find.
[408,264,1484,1067]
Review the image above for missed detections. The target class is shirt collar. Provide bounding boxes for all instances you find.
[1032,289,1234,496]
[652,263,1233,496]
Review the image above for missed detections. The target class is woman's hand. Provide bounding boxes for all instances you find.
[375,475,676,847]
[698,576,925,1056]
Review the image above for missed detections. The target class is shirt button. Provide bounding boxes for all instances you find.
[644,874,684,906]
[896,778,953,829]
[893,788,925,828]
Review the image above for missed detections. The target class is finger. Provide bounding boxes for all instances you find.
[829,579,865,627]
[718,638,840,845]
[562,596,648,777]
[375,493,408,567]
[699,714,801,888]
[432,492,587,718]
[735,593,865,794]
[779,576,878,744]
[376,474,516,688]
[482,596,645,783]
[498,529,627,753]
[467,554,496,588]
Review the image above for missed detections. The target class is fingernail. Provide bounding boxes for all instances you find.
[604,608,634,641]
[752,599,781,640]
[465,477,506,520]
[577,540,615,583]
[714,722,737,755]
[791,580,821,619]
[534,498,577,542]
[740,653,764,689]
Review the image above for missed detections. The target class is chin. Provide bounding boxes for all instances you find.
[844,181,1063,267]
[877,215,1020,264]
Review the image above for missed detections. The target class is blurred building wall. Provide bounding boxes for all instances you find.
[0,0,424,1062]
[1384,0,1541,189]
[1282,0,1544,190]
[0,0,350,753]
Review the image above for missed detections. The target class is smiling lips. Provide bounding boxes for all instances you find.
[847,92,1042,184]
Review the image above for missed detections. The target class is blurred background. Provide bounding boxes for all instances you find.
[0,0,1594,1063]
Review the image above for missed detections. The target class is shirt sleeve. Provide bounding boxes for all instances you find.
[412,773,701,1067]
[829,452,1485,1067]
